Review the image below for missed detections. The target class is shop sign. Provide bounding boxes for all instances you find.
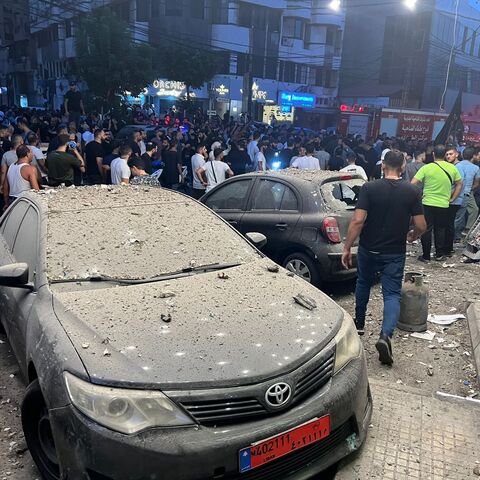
[279,91,316,108]
[152,80,187,97]
[215,84,229,96]
[252,82,268,101]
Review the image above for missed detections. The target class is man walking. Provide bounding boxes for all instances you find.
[411,144,462,261]
[342,150,426,365]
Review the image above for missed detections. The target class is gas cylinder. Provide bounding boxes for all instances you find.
[397,272,429,332]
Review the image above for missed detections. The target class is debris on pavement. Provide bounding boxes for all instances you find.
[293,293,317,310]
[267,264,279,273]
[427,365,434,376]
[81,343,89,349]
[410,330,436,341]
[217,272,229,280]
[161,313,172,323]
[427,313,466,325]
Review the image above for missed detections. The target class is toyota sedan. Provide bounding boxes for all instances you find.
[0,186,371,480]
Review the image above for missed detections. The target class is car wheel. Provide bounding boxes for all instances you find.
[21,379,61,480]
[283,253,320,285]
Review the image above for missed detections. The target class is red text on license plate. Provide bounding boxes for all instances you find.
[239,415,330,473]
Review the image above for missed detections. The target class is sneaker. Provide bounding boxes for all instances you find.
[445,251,454,258]
[357,328,365,336]
[434,255,446,261]
[417,255,430,263]
[375,333,393,365]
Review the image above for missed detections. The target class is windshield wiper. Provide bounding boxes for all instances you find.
[49,263,242,286]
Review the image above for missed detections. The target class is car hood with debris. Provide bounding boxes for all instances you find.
[52,258,343,390]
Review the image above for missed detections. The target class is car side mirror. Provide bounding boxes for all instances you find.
[245,232,267,250]
[0,263,32,289]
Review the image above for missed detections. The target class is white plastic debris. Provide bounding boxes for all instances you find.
[427,314,466,325]
[410,330,436,341]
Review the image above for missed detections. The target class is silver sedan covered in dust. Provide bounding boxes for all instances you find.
[0,186,371,480]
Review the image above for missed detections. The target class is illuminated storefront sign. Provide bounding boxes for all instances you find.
[215,84,229,96]
[279,91,316,108]
[252,81,268,101]
[151,80,188,97]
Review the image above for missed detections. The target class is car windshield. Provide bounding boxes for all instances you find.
[320,178,364,210]
[46,187,260,282]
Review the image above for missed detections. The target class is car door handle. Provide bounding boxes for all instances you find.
[228,220,238,225]
[276,223,288,231]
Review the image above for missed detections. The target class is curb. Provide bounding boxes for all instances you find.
[466,302,480,383]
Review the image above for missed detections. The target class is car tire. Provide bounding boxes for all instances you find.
[21,379,61,480]
[283,252,320,285]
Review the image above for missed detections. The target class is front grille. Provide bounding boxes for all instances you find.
[294,350,335,400]
[181,397,268,425]
[180,349,335,427]
[220,420,352,480]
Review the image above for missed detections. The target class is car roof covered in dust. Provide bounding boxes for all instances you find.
[25,186,261,281]
[247,169,362,185]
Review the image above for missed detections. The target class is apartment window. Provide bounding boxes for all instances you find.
[326,26,336,46]
[165,0,182,16]
[151,0,159,17]
[296,65,307,84]
[281,61,296,82]
[252,6,267,29]
[315,68,324,86]
[136,0,150,21]
[283,18,304,40]
[238,2,252,27]
[252,54,264,77]
[212,0,228,24]
[470,31,477,57]
[237,53,248,75]
[190,0,205,19]
[461,26,468,53]
[65,19,72,37]
[265,57,278,80]
[268,10,281,33]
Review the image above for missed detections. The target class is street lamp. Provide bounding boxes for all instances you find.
[404,0,417,10]
[328,0,341,11]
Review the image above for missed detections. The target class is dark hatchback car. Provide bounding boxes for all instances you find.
[201,170,364,286]
[0,186,371,480]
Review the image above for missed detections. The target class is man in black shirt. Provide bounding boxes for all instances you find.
[64,82,85,127]
[84,128,106,184]
[140,142,156,175]
[342,150,426,365]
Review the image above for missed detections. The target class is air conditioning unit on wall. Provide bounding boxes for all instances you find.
[281,37,294,47]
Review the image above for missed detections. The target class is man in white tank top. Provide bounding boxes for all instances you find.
[2,145,40,211]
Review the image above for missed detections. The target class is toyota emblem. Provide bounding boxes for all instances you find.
[265,382,292,408]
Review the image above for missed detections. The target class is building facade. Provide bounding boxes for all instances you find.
[18,0,345,127]
[340,0,480,114]
[0,0,30,106]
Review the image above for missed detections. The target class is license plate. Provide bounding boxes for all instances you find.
[238,415,330,473]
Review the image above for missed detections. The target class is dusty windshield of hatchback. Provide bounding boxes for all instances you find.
[47,199,259,283]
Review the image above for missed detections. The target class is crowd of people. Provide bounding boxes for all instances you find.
[1,103,480,252]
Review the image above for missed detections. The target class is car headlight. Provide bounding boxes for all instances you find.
[64,372,194,434]
[333,311,362,373]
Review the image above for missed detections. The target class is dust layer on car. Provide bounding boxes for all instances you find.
[53,257,343,387]
[35,186,261,281]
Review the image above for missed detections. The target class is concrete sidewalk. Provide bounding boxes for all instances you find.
[336,379,480,480]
